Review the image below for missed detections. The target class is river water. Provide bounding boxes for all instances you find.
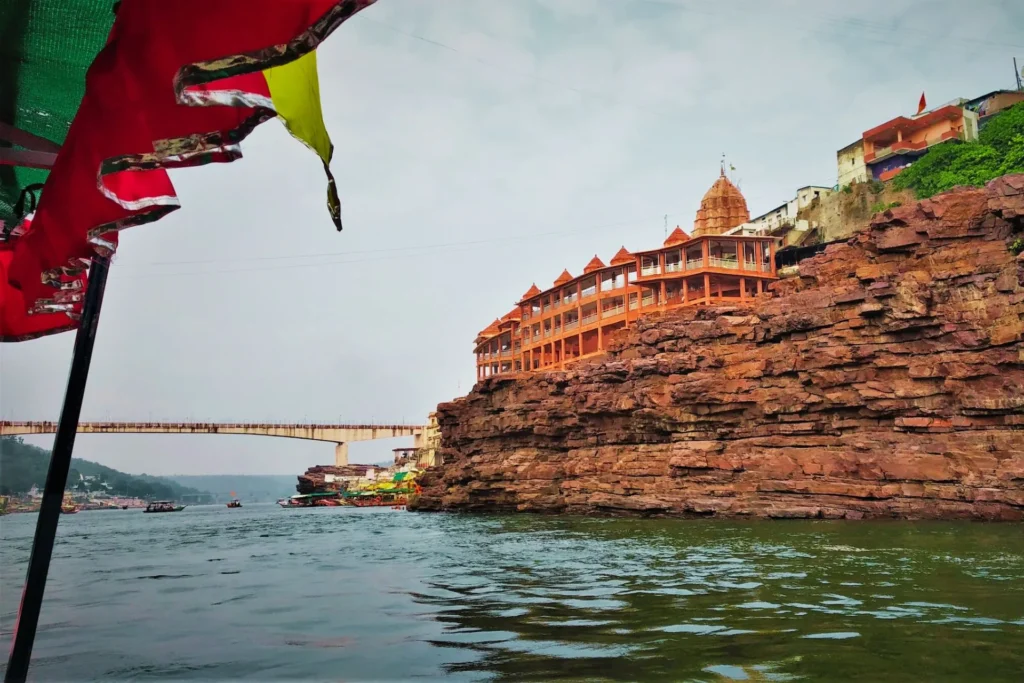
[1,505,1022,682]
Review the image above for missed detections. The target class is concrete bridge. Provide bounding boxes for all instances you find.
[0,421,426,466]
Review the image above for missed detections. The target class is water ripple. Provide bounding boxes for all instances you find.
[1,507,1022,681]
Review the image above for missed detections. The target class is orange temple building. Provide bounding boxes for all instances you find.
[474,170,778,379]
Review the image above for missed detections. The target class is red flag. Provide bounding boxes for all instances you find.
[917,92,927,115]
[7,0,375,312]
[1,217,86,342]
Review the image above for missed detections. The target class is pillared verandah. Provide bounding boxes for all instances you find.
[474,170,778,379]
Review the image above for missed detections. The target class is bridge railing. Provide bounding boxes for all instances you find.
[1,420,425,431]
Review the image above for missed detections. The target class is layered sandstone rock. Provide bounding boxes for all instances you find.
[413,177,1024,520]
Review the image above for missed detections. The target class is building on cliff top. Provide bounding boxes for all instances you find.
[964,89,1024,129]
[473,170,778,379]
[837,98,981,185]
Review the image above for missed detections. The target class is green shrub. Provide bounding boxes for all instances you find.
[870,201,888,214]
[1010,237,1024,256]
[842,184,853,194]
[979,101,1024,153]
[868,179,885,194]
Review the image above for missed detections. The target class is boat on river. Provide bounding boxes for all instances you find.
[277,492,348,508]
[60,494,78,514]
[226,499,242,508]
[144,501,185,513]
[345,491,408,508]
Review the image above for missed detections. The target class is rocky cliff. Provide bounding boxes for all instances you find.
[413,177,1024,520]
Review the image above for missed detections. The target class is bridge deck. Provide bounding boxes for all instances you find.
[0,421,422,430]
[0,421,425,445]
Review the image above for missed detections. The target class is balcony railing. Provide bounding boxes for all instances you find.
[543,329,552,338]
[709,257,739,269]
[581,312,598,325]
[500,350,512,358]
[629,298,639,310]
[581,288,597,299]
[564,320,579,331]
[553,300,561,309]
[641,264,661,276]
[665,261,683,273]
[686,258,704,269]
[641,294,656,306]
[602,304,625,317]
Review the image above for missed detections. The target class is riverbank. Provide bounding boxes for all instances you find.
[413,177,1024,519]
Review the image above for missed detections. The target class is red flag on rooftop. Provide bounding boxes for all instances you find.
[7,0,375,314]
[917,92,927,115]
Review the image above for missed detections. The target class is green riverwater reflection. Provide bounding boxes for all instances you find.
[1,506,1022,681]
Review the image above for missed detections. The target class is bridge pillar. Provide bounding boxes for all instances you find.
[334,442,349,467]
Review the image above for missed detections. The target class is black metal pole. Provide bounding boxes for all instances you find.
[4,255,110,683]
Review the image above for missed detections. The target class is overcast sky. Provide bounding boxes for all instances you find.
[2,0,1022,475]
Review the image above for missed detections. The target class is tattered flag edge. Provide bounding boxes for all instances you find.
[15,0,373,316]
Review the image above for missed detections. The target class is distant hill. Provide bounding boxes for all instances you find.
[0,436,211,502]
[166,474,297,503]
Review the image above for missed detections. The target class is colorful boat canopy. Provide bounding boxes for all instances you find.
[3,0,376,321]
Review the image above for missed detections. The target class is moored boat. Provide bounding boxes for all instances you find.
[226,499,242,508]
[60,504,78,514]
[144,501,185,513]
[277,492,348,508]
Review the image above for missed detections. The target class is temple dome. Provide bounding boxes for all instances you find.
[692,168,750,236]
[553,269,574,287]
[663,227,690,247]
[583,255,606,273]
[520,283,541,302]
[609,246,633,265]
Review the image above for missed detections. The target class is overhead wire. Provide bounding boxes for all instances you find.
[108,213,677,279]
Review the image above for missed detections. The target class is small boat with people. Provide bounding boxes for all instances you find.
[60,494,78,514]
[226,499,242,508]
[144,501,185,513]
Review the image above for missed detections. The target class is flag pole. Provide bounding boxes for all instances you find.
[5,255,110,683]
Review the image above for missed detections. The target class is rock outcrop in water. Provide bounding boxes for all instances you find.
[412,177,1024,520]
